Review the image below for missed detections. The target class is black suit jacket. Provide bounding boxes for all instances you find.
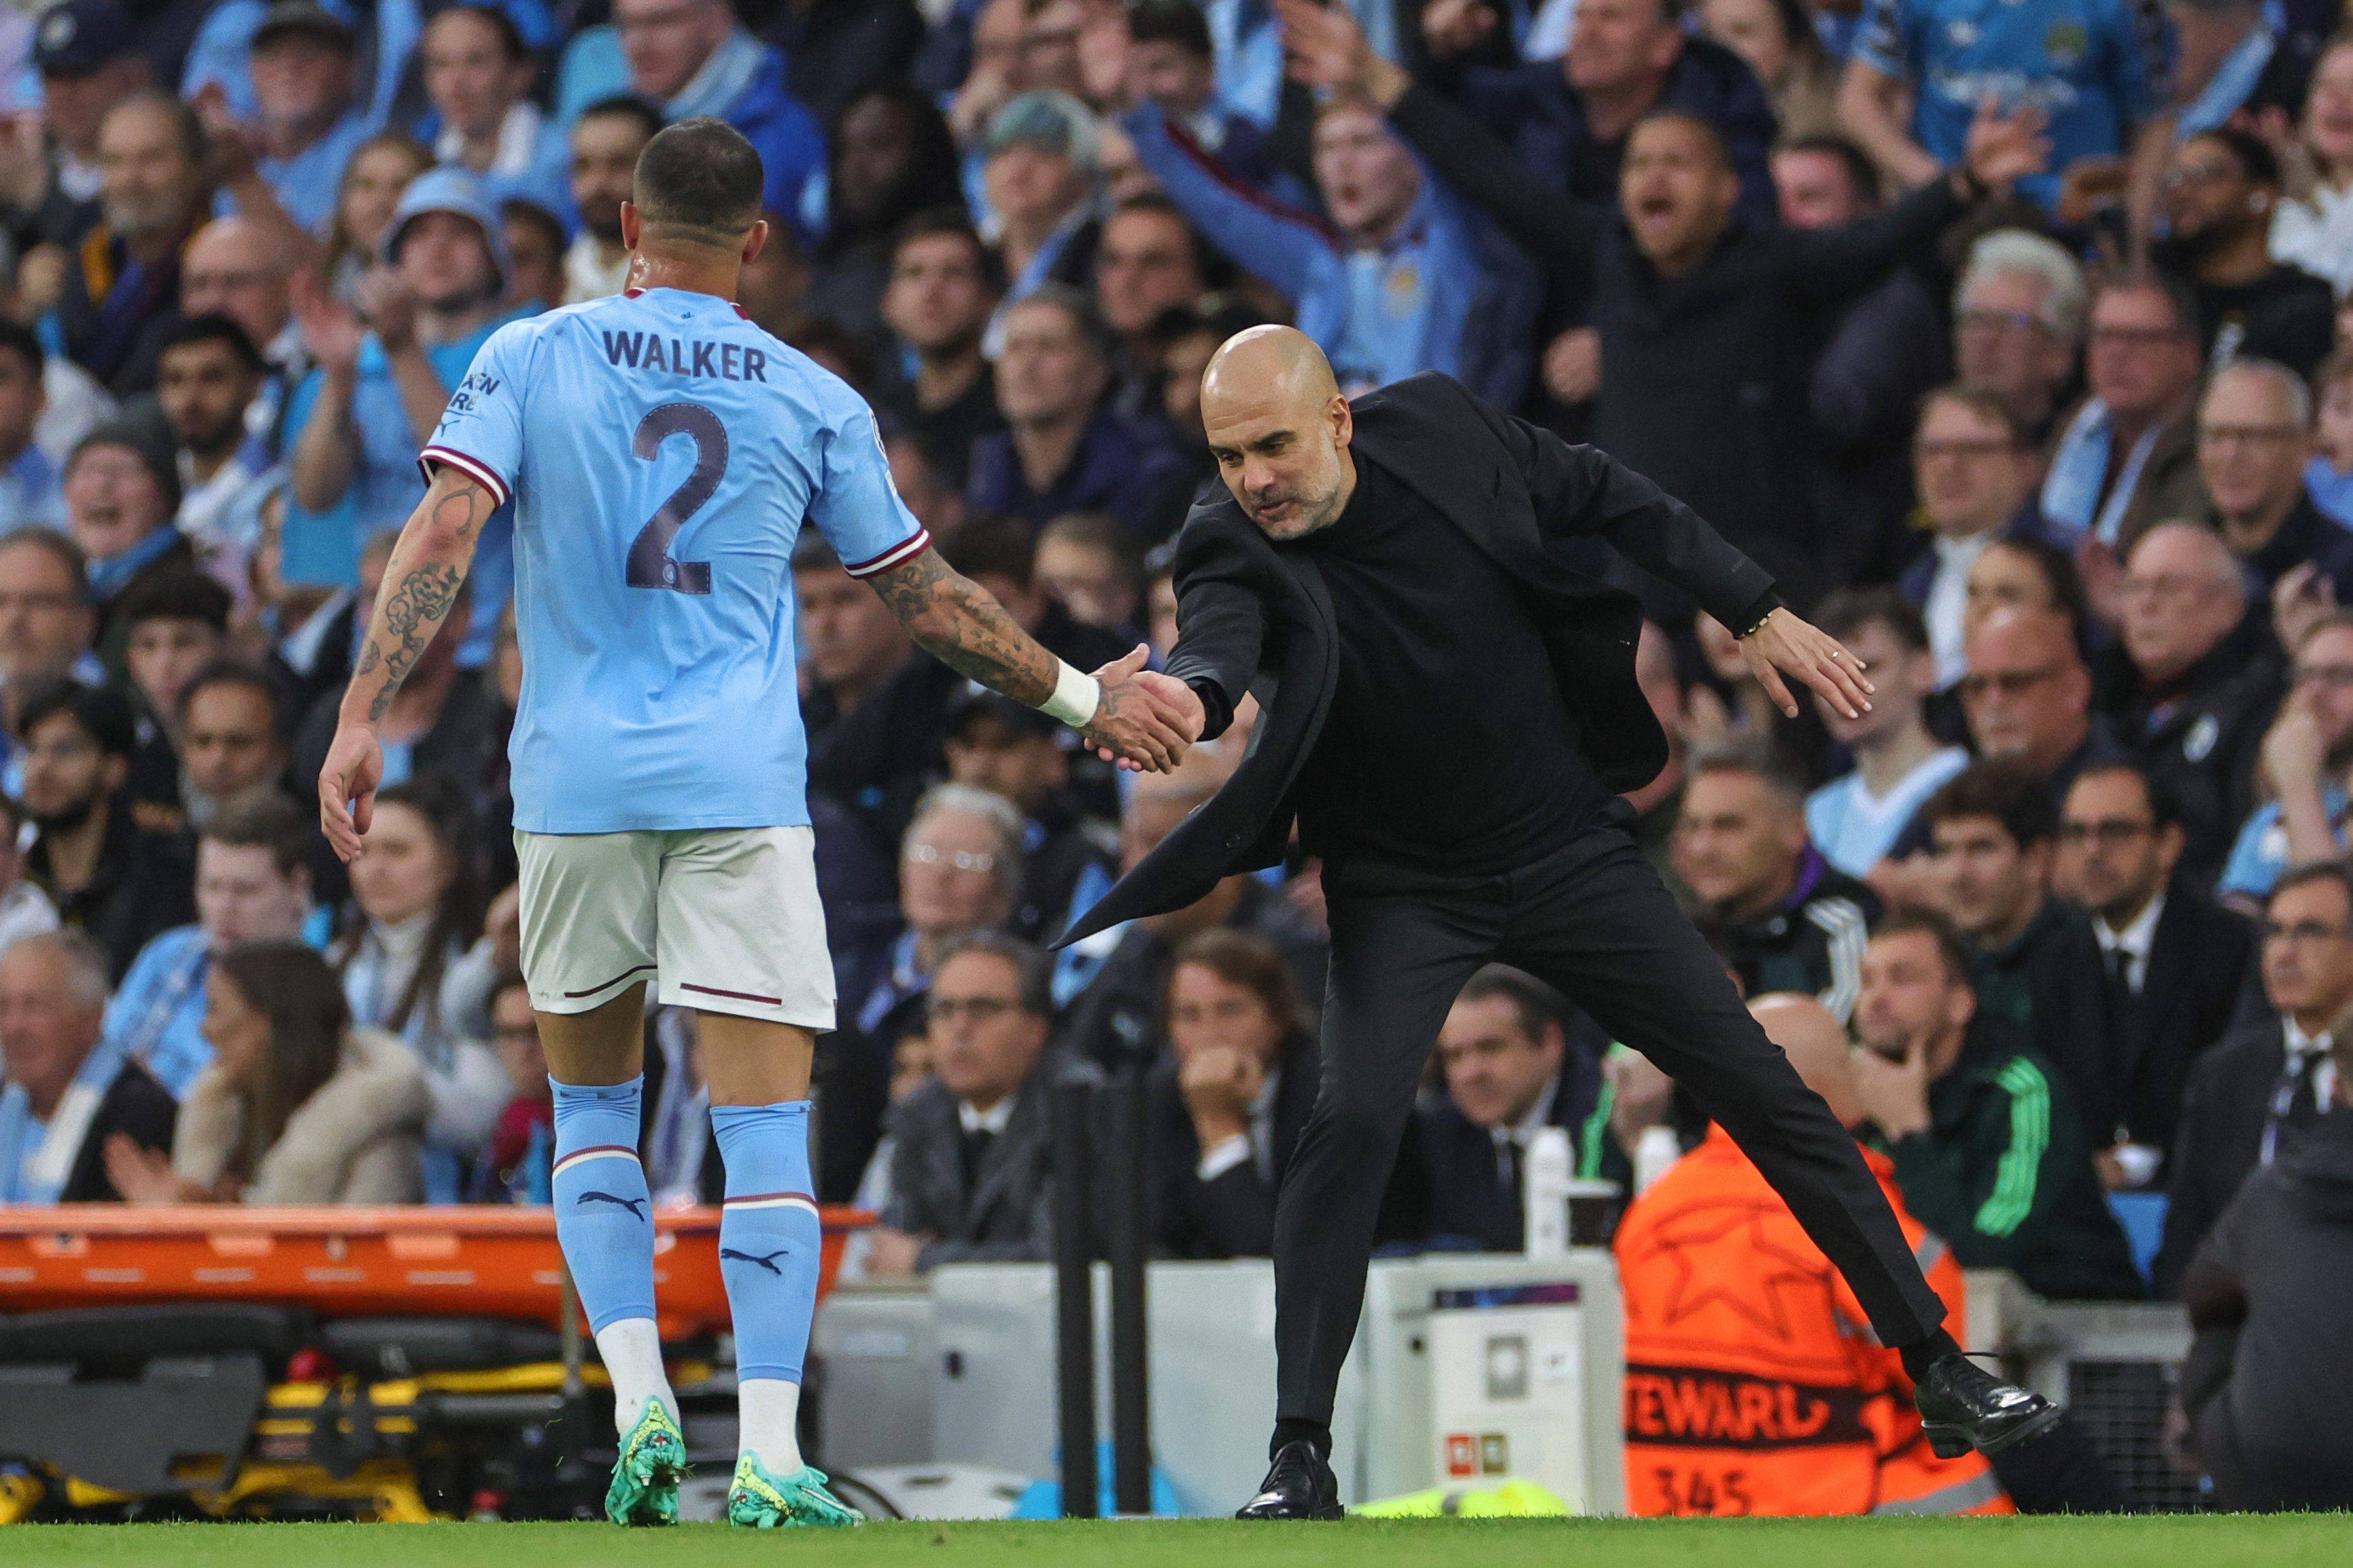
[1059,372,1776,945]
[56,1060,177,1203]
[2155,1019,2331,1297]
[1144,1036,1320,1259]
[1417,1050,1612,1253]
[2038,880,2258,1160]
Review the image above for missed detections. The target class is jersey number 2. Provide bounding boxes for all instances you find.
[628,402,725,594]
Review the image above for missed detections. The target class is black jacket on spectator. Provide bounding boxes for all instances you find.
[1145,1033,1319,1259]
[1008,798,1116,947]
[1053,879,1329,1073]
[92,531,199,682]
[2172,254,2339,379]
[292,671,509,851]
[1061,372,1777,945]
[1381,81,1966,608]
[883,1053,1094,1269]
[2036,877,2258,1163]
[27,805,196,983]
[1416,1020,1621,1252]
[56,224,188,396]
[2180,1107,2353,1510]
[46,1057,177,1202]
[2156,1017,2339,1297]
[1807,268,1950,580]
[874,370,1003,491]
[2098,616,2285,886]
[2239,491,2353,601]
[1700,850,1876,1022]
[1972,898,2086,1047]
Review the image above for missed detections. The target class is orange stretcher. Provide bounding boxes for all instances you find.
[0,1204,872,1338]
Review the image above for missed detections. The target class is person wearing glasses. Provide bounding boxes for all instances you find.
[2155,130,2335,379]
[1897,385,2053,686]
[2224,616,2353,905]
[2157,863,2353,1296]
[2044,763,2258,1191]
[865,932,1081,1277]
[1943,231,2086,445]
[2199,359,2353,598]
[2098,522,2280,882]
[821,783,1026,1204]
[2042,273,2208,555]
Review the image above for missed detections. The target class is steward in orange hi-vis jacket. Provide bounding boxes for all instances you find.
[1615,1126,2012,1516]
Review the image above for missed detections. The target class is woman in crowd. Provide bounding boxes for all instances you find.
[104,942,428,1204]
[332,777,504,1199]
[322,135,435,302]
[2271,33,2353,298]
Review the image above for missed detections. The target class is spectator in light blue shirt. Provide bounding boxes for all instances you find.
[1125,92,1538,407]
[2221,616,2353,905]
[1803,588,1972,882]
[205,4,385,237]
[1840,0,2149,211]
[107,794,321,1098]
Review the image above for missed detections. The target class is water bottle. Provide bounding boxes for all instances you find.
[1523,1126,1572,1257]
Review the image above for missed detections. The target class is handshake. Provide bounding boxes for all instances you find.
[1076,644,1207,775]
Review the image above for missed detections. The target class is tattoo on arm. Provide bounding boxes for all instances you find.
[349,471,487,721]
[868,548,1057,707]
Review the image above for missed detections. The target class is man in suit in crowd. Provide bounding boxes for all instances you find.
[0,928,175,1203]
[1061,328,2055,1516]
[2157,863,2353,1295]
[867,933,1085,1276]
[2045,763,2258,1189]
[1418,966,1616,1253]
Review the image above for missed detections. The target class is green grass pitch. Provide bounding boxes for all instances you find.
[3,1516,2350,1567]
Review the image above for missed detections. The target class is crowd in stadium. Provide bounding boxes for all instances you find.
[0,0,2350,1511]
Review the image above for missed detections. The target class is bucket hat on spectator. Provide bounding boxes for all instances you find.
[984,90,1099,175]
[33,0,138,76]
[380,167,511,292]
[252,0,358,54]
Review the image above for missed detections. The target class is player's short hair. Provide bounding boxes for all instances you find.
[1453,964,1567,1047]
[201,792,312,877]
[1918,759,2056,850]
[634,118,765,243]
[933,929,1053,1017]
[1867,909,1976,990]
[1812,585,1929,653]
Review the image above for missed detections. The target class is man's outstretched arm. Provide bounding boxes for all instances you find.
[317,464,492,861]
[865,545,1191,771]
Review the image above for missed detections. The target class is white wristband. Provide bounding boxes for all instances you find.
[1039,660,1100,728]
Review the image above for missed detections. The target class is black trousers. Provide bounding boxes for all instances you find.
[1272,823,1948,1429]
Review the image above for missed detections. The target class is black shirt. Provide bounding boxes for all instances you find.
[1280,454,1609,875]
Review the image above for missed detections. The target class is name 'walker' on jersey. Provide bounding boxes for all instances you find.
[419,285,928,836]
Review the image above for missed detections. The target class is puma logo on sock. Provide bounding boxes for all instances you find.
[721,1247,788,1275]
[579,1190,647,1217]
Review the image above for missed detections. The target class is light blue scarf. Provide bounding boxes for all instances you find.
[0,1030,132,1206]
[2042,400,2163,546]
[2176,27,2277,142]
[664,29,768,125]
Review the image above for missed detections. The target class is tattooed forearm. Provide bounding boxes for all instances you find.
[867,548,1057,706]
[362,561,465,719]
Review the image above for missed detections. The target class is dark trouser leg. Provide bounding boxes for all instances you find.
[1272,886,1495,1433]
[1499,835,1948,1346]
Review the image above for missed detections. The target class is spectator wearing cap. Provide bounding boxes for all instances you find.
[154,314,275,588]
[1900,387,2051,687]
[286,167,521,595]
[944,690,1115,945]
[421,6,569,218]
[2157,863,2353,1295]
[2200,359,2353,600]
[562,97,662,305]
[876,210,1006,489]
[982,90,1103,304]
[965,286,1193,538]
[607,0,826,226]
[114,567,231,832]
[2041,272,2208,556]
[2042,762,2258,1191]
[1,0,152,251]
[1839,0,2146,214]
[200,3,380,239]
[46,94,210,396]
[2157,130,2336,377]
[811,512,1129,853]
[17,679,197,980]
[0,325,65,527]
[1125,65,1536,409]
[2096,522,2281,884]
[64,410,194,676]
[1949,231,2086,448]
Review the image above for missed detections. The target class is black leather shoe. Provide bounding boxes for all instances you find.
[1235,1441,1343,1520]
[1915,1353,2062,1458]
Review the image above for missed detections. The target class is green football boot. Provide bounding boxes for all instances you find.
[725,1452,863,1527]
[604,1401,690,1525]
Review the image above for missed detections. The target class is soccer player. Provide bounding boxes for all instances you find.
[316,118,1188,1528]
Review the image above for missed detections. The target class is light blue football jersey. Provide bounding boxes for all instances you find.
[421,286,929,834]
